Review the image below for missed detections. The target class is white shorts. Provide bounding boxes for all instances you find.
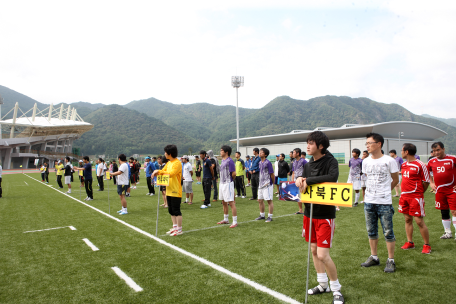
[347,176,362,190]
[183,181,193,193]
[361,180,366,188]
[65,176,71,184]
[258,185,274,201]
[219,182,235,202]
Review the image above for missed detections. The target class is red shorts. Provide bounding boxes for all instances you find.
[399,196,425,217]
[435,191,456,210]
[302,216,335,248]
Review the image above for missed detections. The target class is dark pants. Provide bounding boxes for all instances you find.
[167,196,182,216]
[112,176,116,185]
[41,172,45,181]
[147,177,155,194]
[251,172,259,199]
[202,178,212,205]
[212,178,218,200]
[235,176,246,196]
[45,173,49,183]
[71,174,74,182]
[0,177,2,197]
[97,176,104,191]
[57,175,63,188]
[85,179,93,199]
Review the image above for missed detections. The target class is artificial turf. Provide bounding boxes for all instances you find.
[0,167,455,303]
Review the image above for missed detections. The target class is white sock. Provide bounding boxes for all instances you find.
[388,258,394,262]
[330,279,341,293]
[173,224,177,229]
[443,219,451,232]
[453,217,456,231]
[186,198,189,202]
[177,226,182,232]
[268,213,273,218]
[372,255,379,261]
[123,207,127,212]
[316,273,328,289]
[260,213,265,217]
[355,193,360,203]
[224,214,229,222]
[68,190,71,193]
[233,216,237,224]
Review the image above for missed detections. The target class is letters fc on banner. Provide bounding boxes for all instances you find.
[279,182,353,207]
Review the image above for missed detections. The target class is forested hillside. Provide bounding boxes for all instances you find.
[422,114,456,128]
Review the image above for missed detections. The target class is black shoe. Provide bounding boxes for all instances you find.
[361,255,380,267]
[307,284,330,295]
[255,216,265,220]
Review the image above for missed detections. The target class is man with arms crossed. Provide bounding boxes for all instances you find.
[74,156,93,201]
[292,148,308,214]
[254,148,275,222]
[361,133,399,273]
[295,131,343,304]
[110,154,130,215]
[217,145,238,228]
[427,141,456,239]
[399,143,431,253]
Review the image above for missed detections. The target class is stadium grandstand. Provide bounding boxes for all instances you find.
[0,100,93,169]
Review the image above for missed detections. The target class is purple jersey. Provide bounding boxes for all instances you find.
[415,155,420,160]
[395,156,404,172]
[349,157,363,179]
[292,157,307,180]
[259,159,274,188]
[219,157,235,184]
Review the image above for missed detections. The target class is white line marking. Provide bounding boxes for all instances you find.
[25,174,301,304]
[24,226,75,233]
[111,267,143,292]
[163,213,297,236]
[24,181,29,186]
[82,238,99,251]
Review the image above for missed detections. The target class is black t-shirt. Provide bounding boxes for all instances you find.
[210,159,218,178]
[196,160,201,172]
[64,164,72,176]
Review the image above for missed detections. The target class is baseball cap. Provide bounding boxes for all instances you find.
[145,156,151,160]
[246,155,250,158]
[276,154,280,157]
[79,160,83,162]
[182,155,189,159]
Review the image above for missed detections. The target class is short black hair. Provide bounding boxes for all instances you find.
[366,132,384,148]
[199,150,207,156]
[235,151,241,156]
[221,145,232,156]
[118,154,127,162]
[161,155,168,163]
[112,159,116,162]
[152,157,157,160]
[99,158,103,162]
[164,144,178,158]
[431,142,444,149]
[260,148,270,157]
[307,131,330,154]
[402,143,416,156]
[130,157,134,161]
[253,148,259,154]
[352,148,361,156]
[195,155,199,159]
[65,156,70,162]
[293,148,302,155]
[301,151,306,156]
[280,153,285,158]
[389,149,397,155]
[363,150,368,154]
[83,156,89,162]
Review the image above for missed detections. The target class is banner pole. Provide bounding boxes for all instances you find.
[305,202,314,304]
[156,189,160,237]
[108,175,110,214]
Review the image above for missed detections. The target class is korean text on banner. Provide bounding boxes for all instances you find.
[79,170,83,177]
[301,182,353,207]
[156,174,170,186]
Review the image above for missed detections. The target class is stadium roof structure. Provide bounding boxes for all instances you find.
[230,121,447,146]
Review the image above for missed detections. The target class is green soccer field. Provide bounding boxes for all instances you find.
[1,167,455,303]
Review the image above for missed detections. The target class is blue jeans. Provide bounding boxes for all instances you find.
[364,203,396,242]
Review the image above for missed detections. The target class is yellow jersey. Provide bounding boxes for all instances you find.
[158,158,182,198]
[56,164,64,176]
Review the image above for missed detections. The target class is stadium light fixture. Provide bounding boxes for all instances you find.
[231,76,244,151]
[398,131,404,148]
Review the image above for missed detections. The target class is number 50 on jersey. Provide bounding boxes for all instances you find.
[301,183,353,207]
[157,174,170,186]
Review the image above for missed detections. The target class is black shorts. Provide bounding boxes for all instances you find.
[246,172,251,179]
[196,171,201,177]
[160,186,166,192]
[117,185,128,195]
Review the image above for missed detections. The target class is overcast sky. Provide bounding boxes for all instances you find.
[1,1,455,118]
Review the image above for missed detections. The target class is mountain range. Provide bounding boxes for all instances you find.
[1,84,455,155]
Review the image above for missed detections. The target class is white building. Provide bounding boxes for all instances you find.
[231,121,447,163]
[0,102,93,169]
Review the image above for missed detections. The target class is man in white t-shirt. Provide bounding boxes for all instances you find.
[110,154,130,215]
[361,133,399,273]
[182,156,194,204]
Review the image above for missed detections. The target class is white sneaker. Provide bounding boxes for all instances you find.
[117,209,123,213]
[87,198,93,201]
[200,205,208,209]
[150,193,155,196]
[235,195,239,197]
[146,193,150,196]
[440,232,453,239]
[133,186,136,189]
[241,196,246,198]
[208,204,211,207]
[119,211,128,215]
[84,197,88,200]
[136,182,140,185]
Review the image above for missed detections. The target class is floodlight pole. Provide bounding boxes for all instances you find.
[231,76,244,152]
[398,132,404,149]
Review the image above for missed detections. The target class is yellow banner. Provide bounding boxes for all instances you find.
[79,170,83,177]
[300,182,353,207]
[156,174,170,186]
[106,171,111,180]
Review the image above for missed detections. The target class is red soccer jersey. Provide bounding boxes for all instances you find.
[401,160,430,196]
[427,155,456,194]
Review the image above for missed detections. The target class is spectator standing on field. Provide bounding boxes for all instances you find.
[145,157,155,196]
[234,151,246,198]
[288,151,295,180]
[96,158,104,191]
[208,150,219,202]
[217,145,238,228]
[292,148,308,214]
[64,156,73,194]
[74,156,93,200]
[182,155,194,204]
[200,150,214,209]
[111,159,118,185]
[276,153,290,197]
[195,155,202,184]
[56,160,64,189]
[129,157,137,189]
[245,155,252,186]
[110,154,130,215]
[249,148,261,201]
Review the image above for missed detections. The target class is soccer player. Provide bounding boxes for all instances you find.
[360,150,369,203]
[245,155,252,186]
[276,153,290,197]
[217,145,238,228]
[74,156,93,200]
[361,133,399,273]
[234,151,246,198]
[249,148,260,201]
[292,148,308,214]
[64,157,73,194]
[200,150,214,209]
[255,148,275,222]
[348,148,363,206]
[427,141,456,239]
[152,145,183,236]
[182,156,193,204]
[56,160,64,189]
[195,155,202,184]
[110,154,130,215]
[399,143,431,254]
[295,131,344,304]
[389,149,403,197]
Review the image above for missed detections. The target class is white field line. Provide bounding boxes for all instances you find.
[24,173,302,304]
[82,238,100,251]
[24,226,75,233]
[24,181,28,186]
[111,267,143,292]
[162,213,297,236]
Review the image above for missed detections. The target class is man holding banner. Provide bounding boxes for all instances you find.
[295,131,344,304]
